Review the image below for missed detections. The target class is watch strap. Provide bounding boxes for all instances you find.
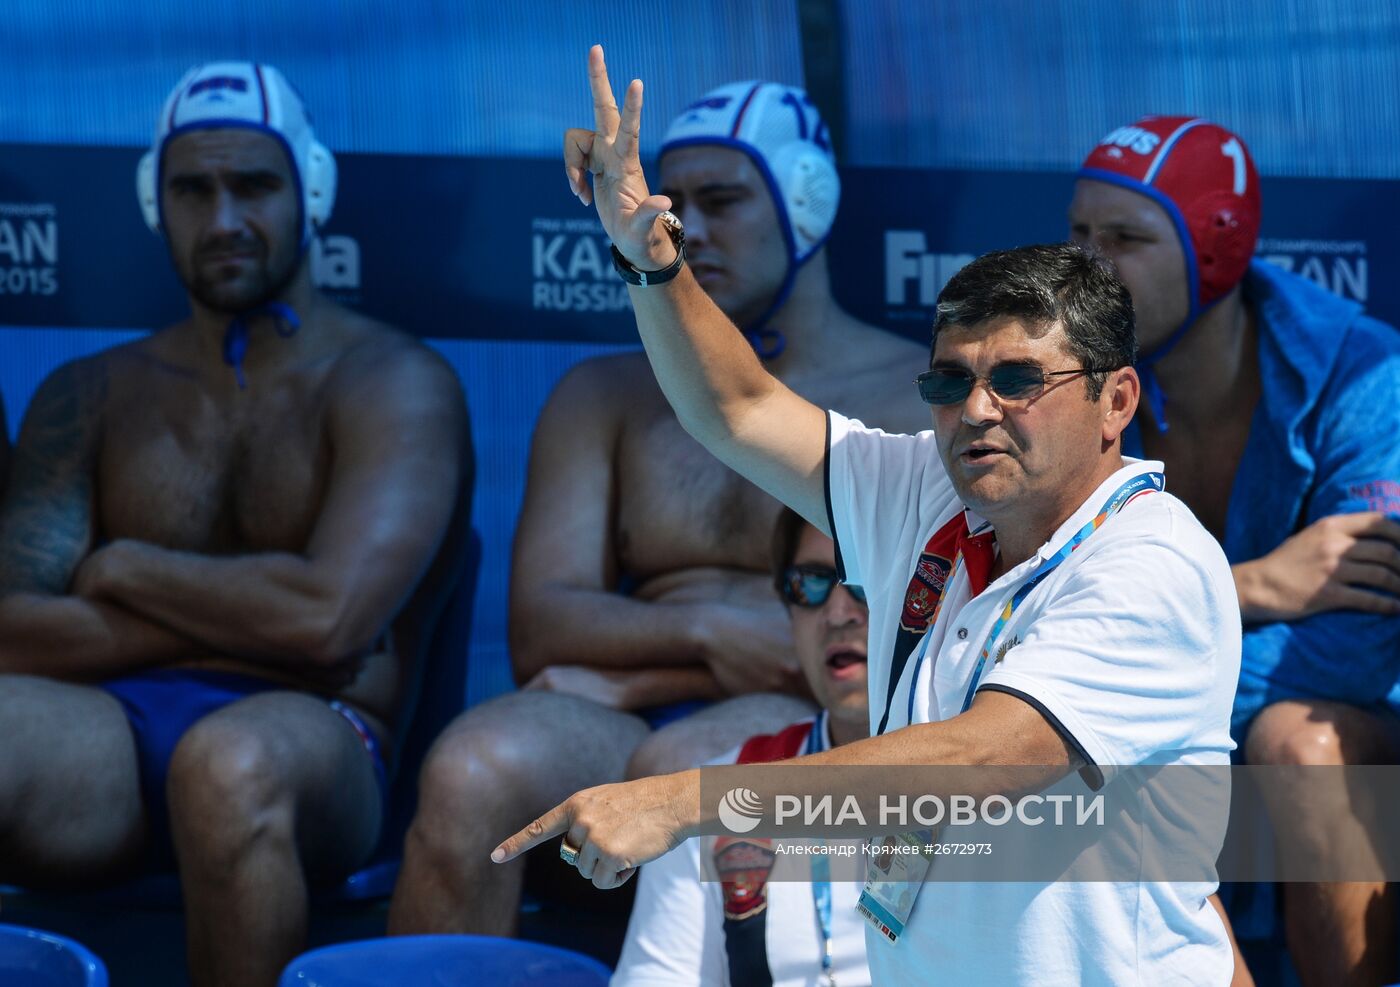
[610,242,685,286]
[611,212,687,286]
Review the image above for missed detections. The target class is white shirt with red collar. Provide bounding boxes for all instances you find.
[824,411,1240,986]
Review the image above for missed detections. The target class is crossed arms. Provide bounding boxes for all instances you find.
[508,357,800,704]
[0,344,468,684]
[0,358,190,676]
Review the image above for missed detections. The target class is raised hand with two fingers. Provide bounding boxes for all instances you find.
[564,45,677,272]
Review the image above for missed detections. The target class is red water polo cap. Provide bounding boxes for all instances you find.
[1079,116,1261,313]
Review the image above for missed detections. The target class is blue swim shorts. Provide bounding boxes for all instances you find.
[99,668,388,865]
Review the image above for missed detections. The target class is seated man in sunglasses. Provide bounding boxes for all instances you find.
[1072,117,1400,984]
[495,50,1242,986]
[613,508,872,987]
[389,78,927,937]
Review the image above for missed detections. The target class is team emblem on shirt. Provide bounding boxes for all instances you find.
[900,517,964,634]
[713,837,776,921]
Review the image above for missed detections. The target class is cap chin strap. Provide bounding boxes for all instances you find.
[745,328,787,360]
[740,245,826,362]
[222,301,302,390]
[1136,290,1228,431]
[1136,318,1193,432]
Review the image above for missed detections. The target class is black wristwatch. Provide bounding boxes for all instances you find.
[611,211,686,286]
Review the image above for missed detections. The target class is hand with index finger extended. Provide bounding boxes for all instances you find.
[490,800,570,864]
[491,773,700,890]
[563,45,675,271]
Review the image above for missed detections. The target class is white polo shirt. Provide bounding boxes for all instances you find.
[825,411,1240,986]
[613,716,872,987]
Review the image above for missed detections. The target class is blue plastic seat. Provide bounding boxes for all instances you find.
[0,924,108,987]
[278,934,610,987]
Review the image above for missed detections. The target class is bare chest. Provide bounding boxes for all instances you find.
[98,379,331,553]
[1143,417,1254,541]
[614,407,779,577]
[609,355,927,578]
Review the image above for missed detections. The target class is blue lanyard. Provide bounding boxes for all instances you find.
[958,471,1164,714]
[806,713,836,987]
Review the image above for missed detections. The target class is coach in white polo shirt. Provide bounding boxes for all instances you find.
[825,247,1239,984]
[494,47,1241,986]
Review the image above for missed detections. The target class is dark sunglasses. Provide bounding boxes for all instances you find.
[914,364,1117,406]
[781,565,867,608]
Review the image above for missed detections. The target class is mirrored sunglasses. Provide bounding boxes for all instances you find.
[914,365,1115,405]
[781,564,868,608]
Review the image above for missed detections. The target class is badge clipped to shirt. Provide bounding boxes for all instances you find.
[855,829,934,944]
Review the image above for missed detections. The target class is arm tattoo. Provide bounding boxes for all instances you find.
[0,359,107,596]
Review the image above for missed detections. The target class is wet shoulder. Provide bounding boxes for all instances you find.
[813,322,928,434]
[17,348,116,436]
[543,349,667,423]
[26,332,198,431]
[325,312,463,402]
[552,349,658,396]
[92,331,184,380]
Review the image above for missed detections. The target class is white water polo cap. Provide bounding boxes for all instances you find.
[660,81,840,265]
[136,62,336,247]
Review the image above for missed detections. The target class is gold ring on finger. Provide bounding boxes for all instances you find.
[559,838,582,866]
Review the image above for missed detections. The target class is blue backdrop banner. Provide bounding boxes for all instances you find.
[1,144,1391,339]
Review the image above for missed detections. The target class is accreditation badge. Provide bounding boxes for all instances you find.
[855,829,934,944]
